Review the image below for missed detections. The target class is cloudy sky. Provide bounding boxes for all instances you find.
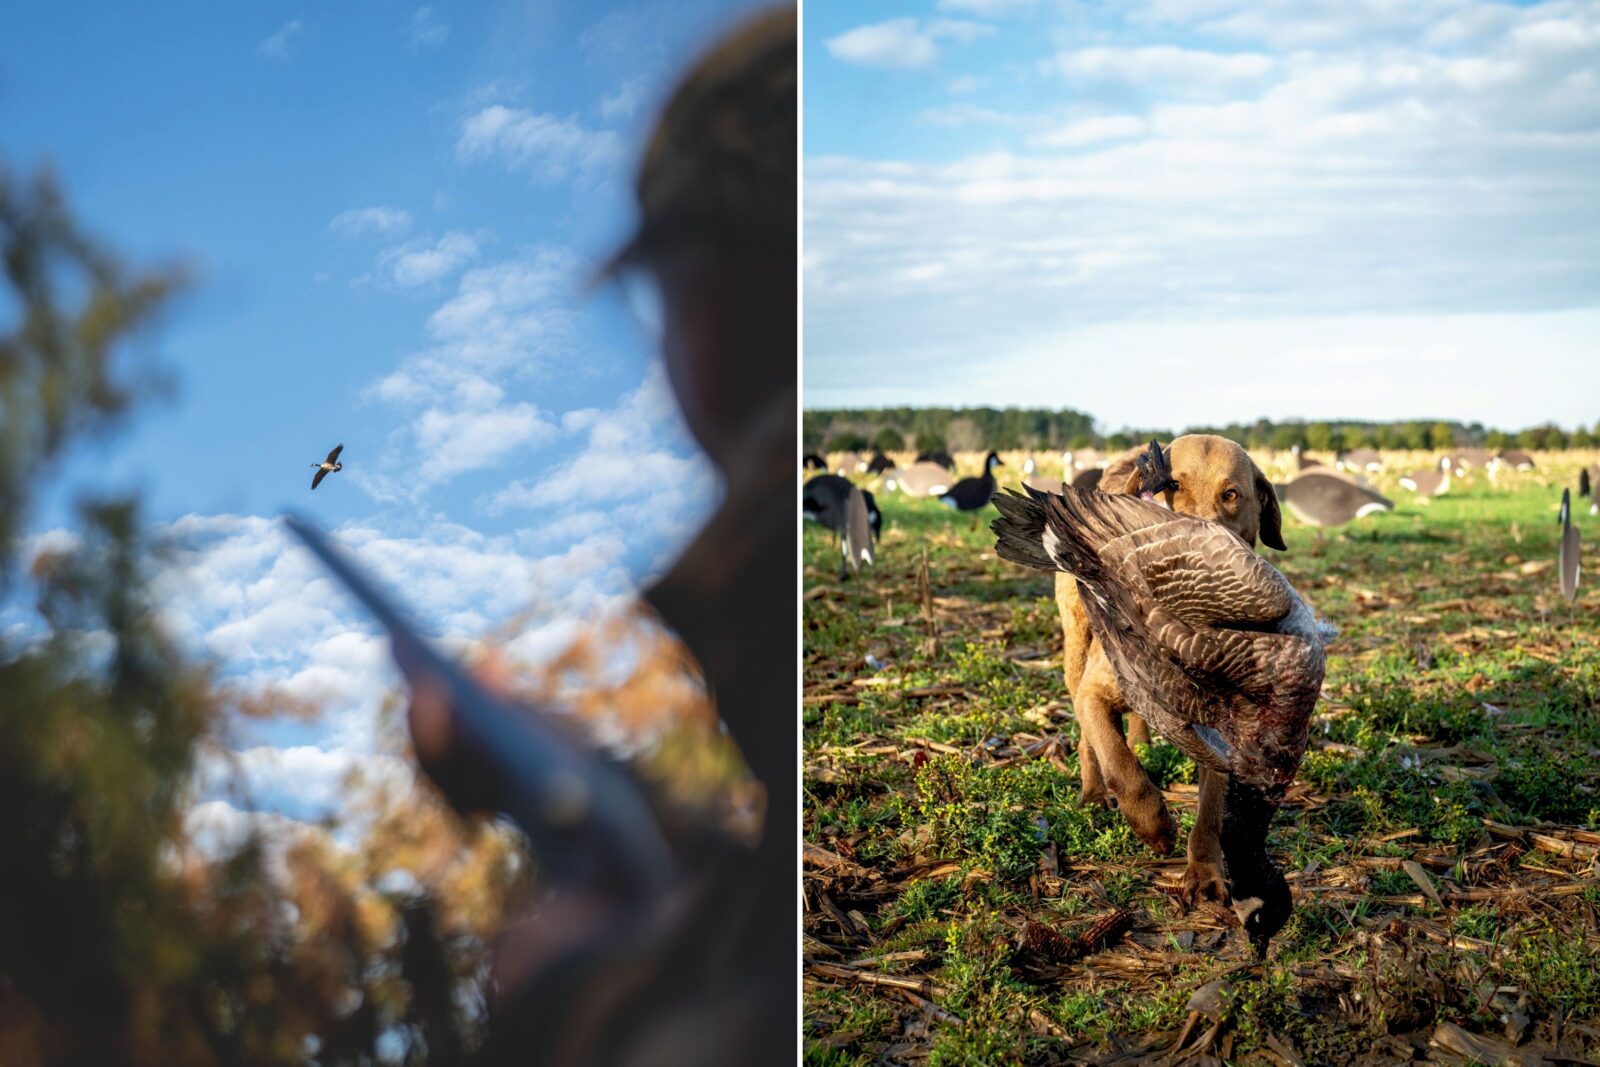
[804,0,1600,433]
[1,0,764,828]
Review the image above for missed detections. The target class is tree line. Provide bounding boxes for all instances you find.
[805,408,1600,455]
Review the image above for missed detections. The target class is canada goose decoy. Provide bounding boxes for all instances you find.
[803,475,881,579]
[991,478,1332,958]
[1560,489,1581,602]
[1497,449,1535,472]
[1290,444,1321,470]
[832,451,865,476]
[1399,457,1451,497]
[1579,467,1591,498]
[1335,448,1382,474]
[1071,467,1104,491]
[1275,469,1393,529]
[940,451,1003,514]
[310,443,344,490]
[883,461,953,497]
[866,451,896,475]
[803,452,826,470]
[1022,468,1064,495]
[915,449,955,471]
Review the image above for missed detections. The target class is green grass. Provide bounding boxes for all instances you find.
[804,451,1600,1063]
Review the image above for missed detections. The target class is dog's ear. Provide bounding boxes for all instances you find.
[1253,460,1286,550]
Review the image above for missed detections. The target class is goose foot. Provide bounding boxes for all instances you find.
[1180,859,1229,907]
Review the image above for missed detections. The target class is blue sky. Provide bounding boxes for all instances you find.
[1,0,768,828]
[804,0,1600,433]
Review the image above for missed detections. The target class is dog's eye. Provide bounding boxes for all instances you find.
[1221,488,1239,503]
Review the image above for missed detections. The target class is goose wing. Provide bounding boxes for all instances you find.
[312,466,328,490]
[325,443,344,465]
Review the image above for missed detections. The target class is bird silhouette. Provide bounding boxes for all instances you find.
[311,444,344,490]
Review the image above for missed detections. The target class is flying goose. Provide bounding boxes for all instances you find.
[1560,489,1581,602]
[915,448,956,471]
[804,474,881,579]
[310,444,344,490]
[940,451,1003,513]
[883,461,953,497]
[991,480,1331,957]
[1399,456,1451,497]
[1275,469,1393,529]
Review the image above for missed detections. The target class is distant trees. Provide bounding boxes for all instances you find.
[872,427,906,452]
[802,408,1595,454]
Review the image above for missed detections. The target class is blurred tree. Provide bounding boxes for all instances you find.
[0,162,524,1065]
[944,416,983,452]
[1305,422,1333,451]
[823,431,868,452]
[871,426,905,452]
[1486,430,1508,450]
[1429,422,1455,450]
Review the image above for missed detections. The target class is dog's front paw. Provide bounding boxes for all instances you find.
[1180,859,1228,907]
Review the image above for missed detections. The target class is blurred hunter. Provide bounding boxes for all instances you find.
[407,7,796,1065]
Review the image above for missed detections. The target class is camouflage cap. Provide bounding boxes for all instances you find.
[602,5,796,272]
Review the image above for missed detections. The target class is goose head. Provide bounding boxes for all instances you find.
[985,451,1002,472]
[1229,862,1292,960]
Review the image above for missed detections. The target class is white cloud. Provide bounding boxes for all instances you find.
[457,105,624,184]
[825,18,993,70]
[330,206,413,239]
[377,231,482,288]
[920,103,1029,128]
[948,74,987,94]
[599,77,650,121]
[1032,114,1147,147]
[1051,45,1274,87]
[408,6,449,48]
[938,0,1035,14]
[259,18,304,61]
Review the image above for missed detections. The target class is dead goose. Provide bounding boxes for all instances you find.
[1560,489,1581,602]
[803,474,881,579]
[310,444,344,490]
[1276,469,1393,529]
[940,451,1003,513]
[883,461,953,497]
[991,482,1332,957]
[1399,457,1451,497]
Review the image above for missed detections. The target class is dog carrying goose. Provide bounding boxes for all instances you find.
[992,451,1332,957]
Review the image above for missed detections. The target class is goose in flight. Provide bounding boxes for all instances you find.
[311,444,344,490]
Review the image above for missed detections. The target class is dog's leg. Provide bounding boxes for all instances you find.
[1125,712,1152,751]
[1076,717,1108,808]
[1075,666,1176,854]
[1182,765,1228,906]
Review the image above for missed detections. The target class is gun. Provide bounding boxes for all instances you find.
[283,514,678,899]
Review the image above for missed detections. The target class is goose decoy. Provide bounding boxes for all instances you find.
[1022,467,1064,495]
[1070,467,1104,491]
[1560,489,1581,602]
[1335,448,1382,474]
[1275,469,1393,529]
[1497,449,1536,471]
[310,443,344,490]
[803,474,881,579]
[1579,467,1591,498]
[991,479,1331,958]
[866,451,896,475]
[915,449,955,471]
[883,461,953,497]
[803,452,826,470]
[831,451,865,476]
[1399,456,1451,497]
[939,451,1002,514]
